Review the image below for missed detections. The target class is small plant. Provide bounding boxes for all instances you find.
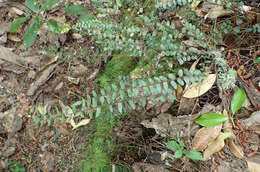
[8,161,25,172]
[9,0,87,48]
[165,138,204,161]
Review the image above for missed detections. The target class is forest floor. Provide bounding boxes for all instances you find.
[0,0,260,172]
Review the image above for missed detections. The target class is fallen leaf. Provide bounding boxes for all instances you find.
[206,6,232,19]
[141,113,199,138]
[228,140,244,159]
[27,64,57,96]
[192,124,222,151]
[72,119,90,130]
[203,132,232,160]
[7,33,21,42]
[183,74,216,98]
[247,155,260,172]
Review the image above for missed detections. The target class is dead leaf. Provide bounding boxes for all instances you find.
[59,101,90,130]
[7,33,21,42]
[183,74,216,98]
[206,6,232,19]
[11,7,24,15]
[241,111,260,135]
[203,132,232,160]
[192,124,222,151]
[72,119,90,130]
[247,155,260,172]
[27,64,57,96]
[228,140,244,159]
[0,107,23,134]
[141,113,199,138]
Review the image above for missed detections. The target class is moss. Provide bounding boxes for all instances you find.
[97,53,136,87]
[78,115,116,172]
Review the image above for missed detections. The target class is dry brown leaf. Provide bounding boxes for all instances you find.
[206,6,231,19]
[203,132,232,160]
[7,34,21,42]
[183,74,216,98]
[247,155,260,172]
[228,140,244,159]
[192,124,222,151]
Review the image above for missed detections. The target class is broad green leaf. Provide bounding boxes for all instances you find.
[118,102,123,114]
[64,5,87,16]
[231,88,246,115]
[34,115,40,124]
[10,16,30,33]
[195,113,228,127]
[41,0,59,11]
[25,0,39,13]
[255,56,260,64]
[166,140,179,151]
[174,150,183,159]
[186,150,204,160]
[178,69,183,77]
[47,19,60,33]
[24,16,41,49]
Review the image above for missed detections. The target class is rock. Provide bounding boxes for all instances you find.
[0,108,23,134]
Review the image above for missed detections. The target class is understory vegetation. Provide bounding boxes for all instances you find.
[2,0,259,171]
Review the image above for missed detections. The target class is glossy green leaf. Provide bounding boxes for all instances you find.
[47,19,60,33]
[25,0,39,13]
[41,0,59,11]
[255,56,260,64]
[24,16,41,49]
[231,88,246,115]
[10,16,30,33]
[186,150,204,161]
[64,5,87,15]
[195,113,228,127]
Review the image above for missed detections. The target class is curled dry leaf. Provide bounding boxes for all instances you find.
[203,132,232,160]
[228,140,244,159]
[192,124,222,151]
[183,74,216,98]
[72,119,90,130]
[206,6,232,19]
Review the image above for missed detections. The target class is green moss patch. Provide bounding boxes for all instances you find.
[97,53,136,87]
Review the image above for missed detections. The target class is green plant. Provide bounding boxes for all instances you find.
[231,88,246,116]
[8,161,25,172]
[165,138,204,161]
[9,0,87,48]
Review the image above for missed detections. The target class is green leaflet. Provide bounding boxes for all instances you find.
[47,19,60,33]
[186,150,204,161]
[41,0,59,11]
[166,140,179,152]
[24,16,42,49]
[118,102,123,114]
[255,56,260,64]
[10,16,30,33]
[25,0,39,13]
[195,113,228,127]
[231,88,246,115]
[64,5,87,15]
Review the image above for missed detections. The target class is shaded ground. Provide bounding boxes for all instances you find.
[0,1,260,172]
